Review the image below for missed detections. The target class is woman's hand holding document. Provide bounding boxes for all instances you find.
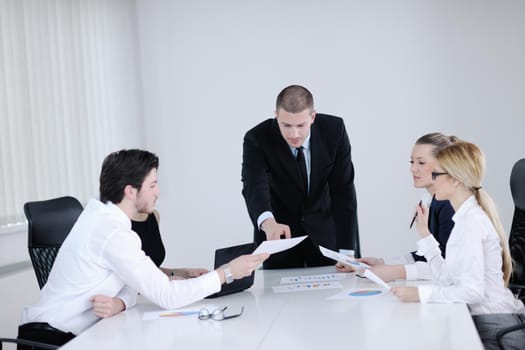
[319,246,390,290]
[362,269,391,290]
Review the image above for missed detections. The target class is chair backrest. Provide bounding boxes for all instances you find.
[511,158,525,211]
[23,196,83,289]
[509,159,525,293]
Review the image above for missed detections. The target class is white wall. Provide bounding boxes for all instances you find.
[0,265,40,339]
[135,0,525,269]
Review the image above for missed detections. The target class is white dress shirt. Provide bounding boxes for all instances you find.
[22,199,221,335]
[416,196,524,315]
[257,133,311,228]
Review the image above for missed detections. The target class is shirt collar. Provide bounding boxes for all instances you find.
[90,198,131,229]
[452,195,477,223]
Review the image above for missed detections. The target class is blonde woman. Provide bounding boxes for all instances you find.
[337,133,456,281]
[392,141,525,350]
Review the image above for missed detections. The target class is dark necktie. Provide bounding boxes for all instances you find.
[296,146,308,194]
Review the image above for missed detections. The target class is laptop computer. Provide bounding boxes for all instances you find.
[206,242,257,298]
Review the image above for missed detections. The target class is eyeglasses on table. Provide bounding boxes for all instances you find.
[198,306,244,321]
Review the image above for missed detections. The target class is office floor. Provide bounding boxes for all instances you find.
[0,263,40,346]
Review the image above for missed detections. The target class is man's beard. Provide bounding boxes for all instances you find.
[135,199,153,214]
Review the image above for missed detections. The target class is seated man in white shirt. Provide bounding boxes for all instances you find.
[18,149,269,349]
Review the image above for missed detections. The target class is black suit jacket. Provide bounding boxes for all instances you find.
[242,114,359,265]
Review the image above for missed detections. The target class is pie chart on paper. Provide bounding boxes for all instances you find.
[348,289,382,297]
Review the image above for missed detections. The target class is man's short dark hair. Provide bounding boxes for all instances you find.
[99,149,159,204]
[276,85,314,113]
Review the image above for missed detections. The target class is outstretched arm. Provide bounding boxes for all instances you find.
[241,132,273,232]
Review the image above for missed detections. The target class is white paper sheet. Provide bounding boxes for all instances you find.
[272,281,342,293]
[327,288,387,300]
[319,245,370,269]
[252,235,307,255]
[338,249,354,257]
[363,269,391,290]
[280,273,346,284]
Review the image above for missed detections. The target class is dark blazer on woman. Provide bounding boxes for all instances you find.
[411,196,454,261]
[131,214,166,267]
[242,114,359,268]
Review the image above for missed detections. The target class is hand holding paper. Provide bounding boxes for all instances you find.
[318,245,390,290]
[252,235,307,255]
[319,246,370,269]
[363,269,391,290]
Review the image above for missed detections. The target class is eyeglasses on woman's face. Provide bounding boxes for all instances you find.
[198,306,244,321]
[431,171,448,180]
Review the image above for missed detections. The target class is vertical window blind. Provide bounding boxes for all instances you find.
[0,0,144,228]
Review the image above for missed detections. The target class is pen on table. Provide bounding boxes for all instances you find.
[409,200,423,229]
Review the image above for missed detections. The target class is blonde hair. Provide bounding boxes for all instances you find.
[436,142,512,285]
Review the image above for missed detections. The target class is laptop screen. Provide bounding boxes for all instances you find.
[206,242,256,298]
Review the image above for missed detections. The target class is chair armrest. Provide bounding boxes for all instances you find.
[496,323,525,350]
[0,337,59,349]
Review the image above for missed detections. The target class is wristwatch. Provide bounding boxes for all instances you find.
[223,265,234,284]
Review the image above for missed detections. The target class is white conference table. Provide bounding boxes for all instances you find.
[61,266,483,350]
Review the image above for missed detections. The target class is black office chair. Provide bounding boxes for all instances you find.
[23,196,83,289]
[496,158,525,349]
[0,338,59,349]
[508,158,525,300]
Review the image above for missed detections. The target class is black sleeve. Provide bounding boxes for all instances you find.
[241,131,272,229]
[327,120,359,256]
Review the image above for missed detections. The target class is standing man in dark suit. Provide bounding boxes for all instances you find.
[242,85,360,269]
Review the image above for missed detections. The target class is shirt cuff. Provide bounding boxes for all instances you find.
[404,264,418,281]
[415,235,441,260]
[418,285,433,303]
[257,211,274,230]
[116,286,138,310]
[208,270,222,292]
